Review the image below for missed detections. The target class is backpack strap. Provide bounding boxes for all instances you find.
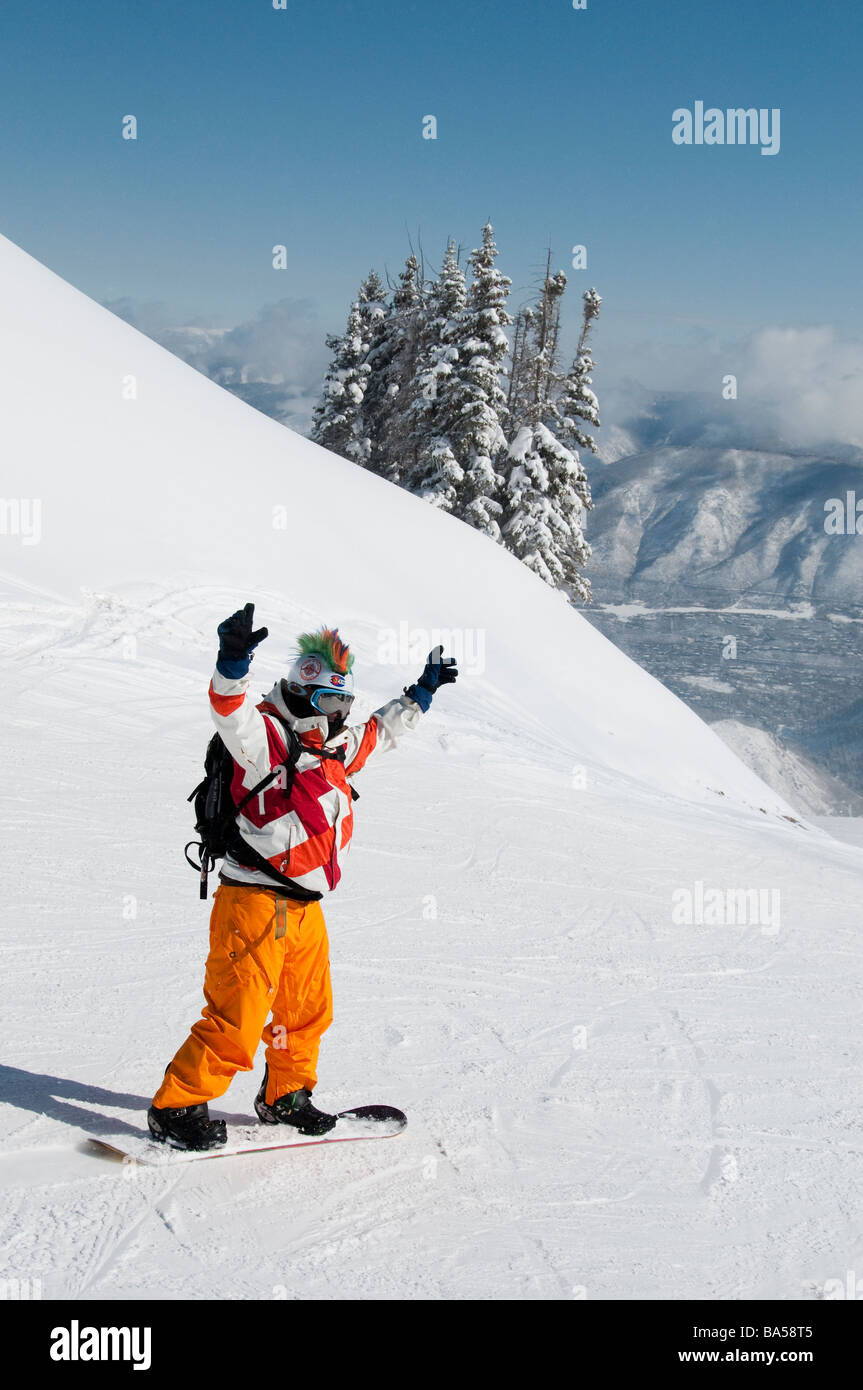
[222,836,323,902]
[186,719,307,900]
[227,714,322,898]
[233,713,305,813]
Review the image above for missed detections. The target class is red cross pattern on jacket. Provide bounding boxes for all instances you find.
[208,665,422,896]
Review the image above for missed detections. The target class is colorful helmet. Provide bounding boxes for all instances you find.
[285,627,355,695]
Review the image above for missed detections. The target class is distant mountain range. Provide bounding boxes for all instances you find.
[586,396,863,612]
[583,397,863,814]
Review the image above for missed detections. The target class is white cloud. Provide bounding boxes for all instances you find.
[744,326,863,447]
[593,323,863,452]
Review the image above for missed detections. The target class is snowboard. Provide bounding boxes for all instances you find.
[85,1105,406,1166]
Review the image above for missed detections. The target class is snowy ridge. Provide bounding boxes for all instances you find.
[587,444,863,609]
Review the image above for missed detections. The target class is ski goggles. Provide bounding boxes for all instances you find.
[308,687,355,715]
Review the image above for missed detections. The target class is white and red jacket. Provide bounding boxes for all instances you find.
[208,668,422,897]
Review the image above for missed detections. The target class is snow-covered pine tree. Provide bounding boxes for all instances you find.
[505,253,567,434]
[503,422,592,600]
[556,287,602,457]
[349,271,387,464]
[357,269,387,333]
[401,239,468,510]
[527,253,567,416]
[501,262,594,601]
[507,304,535,423]
[362,255,424,484]
[449,222,513,540]
[309,296,372,463]
[310,269,386,464]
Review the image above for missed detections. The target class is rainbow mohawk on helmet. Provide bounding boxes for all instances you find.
[296,626,355,676]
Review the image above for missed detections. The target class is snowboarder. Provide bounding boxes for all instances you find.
[148,604,457,1149]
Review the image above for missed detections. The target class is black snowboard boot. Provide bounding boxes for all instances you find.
[254,1067,337,1136]
[147,1102,227,1151]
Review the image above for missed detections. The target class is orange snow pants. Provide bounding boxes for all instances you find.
[152,884,333,1109]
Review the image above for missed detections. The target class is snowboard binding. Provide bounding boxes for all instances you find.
[254,1068,337,1136]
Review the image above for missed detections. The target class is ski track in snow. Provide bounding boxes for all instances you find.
[3,234,861,1303]
[1,588,862,1301]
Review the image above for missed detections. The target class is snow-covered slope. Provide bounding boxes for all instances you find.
[1,234,862,1302]
[0,232,797,816]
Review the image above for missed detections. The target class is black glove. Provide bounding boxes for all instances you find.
[406,646,458,711]
[216,603,269,677]
[417,645,458,692]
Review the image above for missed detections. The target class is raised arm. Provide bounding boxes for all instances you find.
[343,646,459,774]
[208,603,282,788]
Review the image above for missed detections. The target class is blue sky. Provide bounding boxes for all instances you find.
[1,0,861,427]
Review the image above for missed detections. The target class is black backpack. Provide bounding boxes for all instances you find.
[184,719,309,900]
